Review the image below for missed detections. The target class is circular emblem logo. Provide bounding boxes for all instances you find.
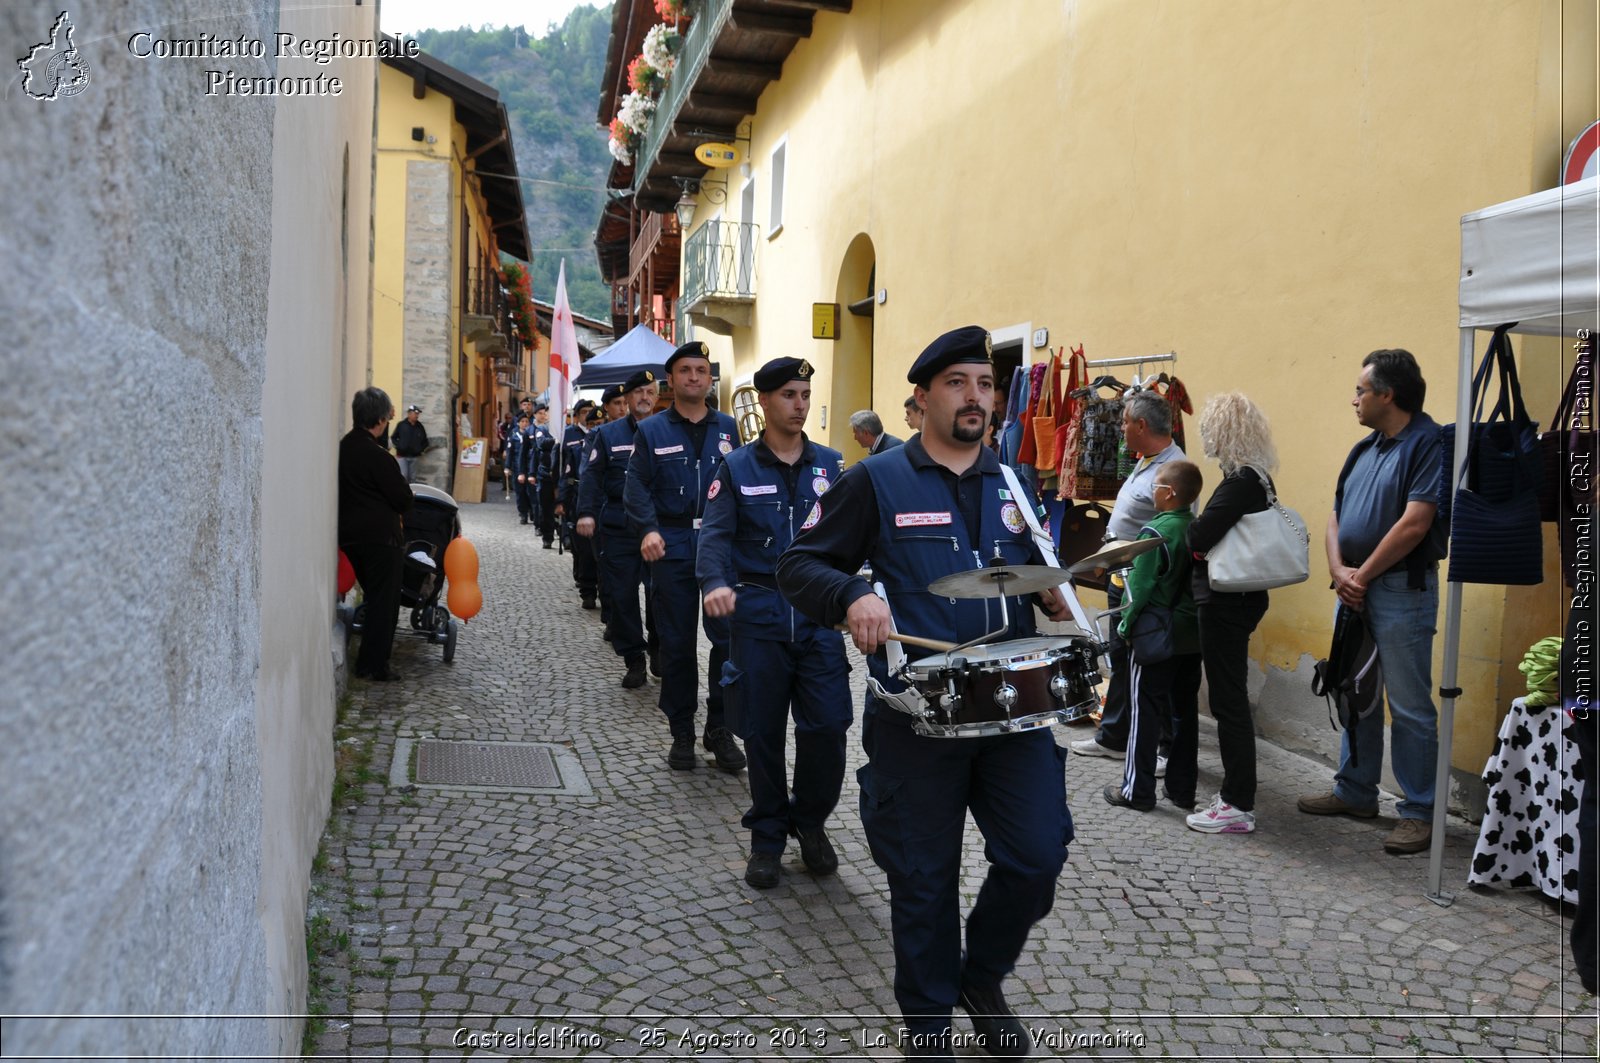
[800,503,821,530]
[1000,502,1026,534]
[812,475,830,497]
[718,439,733,455]
[707,478,722,501]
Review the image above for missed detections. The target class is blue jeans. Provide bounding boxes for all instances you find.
[1334,569,1439,820]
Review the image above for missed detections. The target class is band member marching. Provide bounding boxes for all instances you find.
[777,326,1075,1060]
[697,357,852,889]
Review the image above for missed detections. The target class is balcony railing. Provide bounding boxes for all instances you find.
[635,0,734,190]
[682,220,758,308]
[464,267,524,367]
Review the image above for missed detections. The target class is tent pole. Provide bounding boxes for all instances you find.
[1426,326,1478,905]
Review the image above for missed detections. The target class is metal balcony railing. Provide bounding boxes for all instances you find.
[635,0,733,190]
[682,220,759,307]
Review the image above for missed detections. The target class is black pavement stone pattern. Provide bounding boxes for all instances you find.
[307,493,1598,1060]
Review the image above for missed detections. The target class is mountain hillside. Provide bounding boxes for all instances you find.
[416,6,615,321]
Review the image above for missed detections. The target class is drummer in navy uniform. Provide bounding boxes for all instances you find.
[777,325,1075,1060]
[577,371,661,687]
[626,341,747,774]
[698,357,852,889]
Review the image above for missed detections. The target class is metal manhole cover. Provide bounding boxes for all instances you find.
[411,739,576,790]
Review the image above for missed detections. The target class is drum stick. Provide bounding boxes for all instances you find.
[837,628,960,653]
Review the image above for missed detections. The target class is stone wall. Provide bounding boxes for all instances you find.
[0,0,374,1054]
[403,159,454,488]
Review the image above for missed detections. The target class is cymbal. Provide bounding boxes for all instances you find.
[926,564,1067,600]
[1066,538,1162,575]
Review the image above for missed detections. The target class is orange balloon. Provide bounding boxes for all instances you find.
[447,579,482,620]
[443,537,480,582]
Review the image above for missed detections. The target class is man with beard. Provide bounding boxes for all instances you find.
[777,326,1074,1060]
[626,342,746,773]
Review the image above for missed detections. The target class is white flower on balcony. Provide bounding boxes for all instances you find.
[642,24,680,77]
[608,133,633,165]
[617,90,656,135]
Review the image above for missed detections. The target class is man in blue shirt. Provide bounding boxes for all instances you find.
[698,357,850,889]
[627,342,746,773]
[1300,348,1445,855]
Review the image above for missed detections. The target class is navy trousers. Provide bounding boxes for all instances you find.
[515,479,535,520]
[724,627,851,853]
[596,528,649,660]
[650,558,729,737]
[857,706,1071,1041]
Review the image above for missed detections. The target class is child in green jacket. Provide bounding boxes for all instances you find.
[1105,460,1205,812]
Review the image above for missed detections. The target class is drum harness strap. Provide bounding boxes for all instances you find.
[996,463,1101,640]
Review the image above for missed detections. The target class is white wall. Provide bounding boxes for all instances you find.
[0,0,374,1054]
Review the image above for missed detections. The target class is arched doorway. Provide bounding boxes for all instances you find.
[832,233,876,459]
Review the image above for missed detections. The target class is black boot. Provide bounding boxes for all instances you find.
[703,727,746,772]
[958,981,1030,1059]
[790,825,838,875]
[622,656,647,689]
[667,734,697,770]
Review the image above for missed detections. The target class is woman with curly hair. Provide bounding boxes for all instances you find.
[1184,392,1280,834]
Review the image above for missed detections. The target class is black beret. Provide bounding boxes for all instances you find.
[601,383,628,405]
[573,398,595,413]
[519,396,534,404]
[752,357,815,392]
[665,340,711,372]
[906,325,992,387]
[584,407,603,424]
[624,369,657,392]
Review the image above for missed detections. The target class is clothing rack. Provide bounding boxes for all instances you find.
[1083,351,1177,369]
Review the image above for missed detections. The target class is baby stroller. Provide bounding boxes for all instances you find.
[399,483,463,663]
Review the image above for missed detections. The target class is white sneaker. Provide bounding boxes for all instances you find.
[1186,794,1256,834]
[1069,737,1123,759]
[1155,755,1168,779]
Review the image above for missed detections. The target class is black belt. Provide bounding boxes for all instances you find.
[737,573,778,589]
[657,515,700,529]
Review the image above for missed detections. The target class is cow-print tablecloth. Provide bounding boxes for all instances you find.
[1469,697,1585,904]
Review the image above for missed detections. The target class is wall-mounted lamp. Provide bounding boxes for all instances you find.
[674,187,698,229]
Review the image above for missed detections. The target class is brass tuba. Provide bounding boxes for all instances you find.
[731,384,764,444]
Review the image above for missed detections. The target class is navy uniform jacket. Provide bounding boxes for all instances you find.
[624,406,739,562]
[776,436,1052,690]
[555,423,588,511]
[524,424,555,480]
[507,425,529,476]
[696,434,845,640]
[577,415,642,533]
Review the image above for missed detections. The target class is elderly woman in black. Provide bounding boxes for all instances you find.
[1184,392,1280,834]
[339,387,414,681]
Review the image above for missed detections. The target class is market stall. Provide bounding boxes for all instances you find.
[1431,175,1600,901]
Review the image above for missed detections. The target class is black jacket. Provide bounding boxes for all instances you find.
[391,418,429,457]
[339,428,413,547]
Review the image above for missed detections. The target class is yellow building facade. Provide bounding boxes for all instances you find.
[643,0,1598,808]
[374,51,530,488]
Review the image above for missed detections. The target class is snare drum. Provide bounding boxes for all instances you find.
[903,636,1101,738]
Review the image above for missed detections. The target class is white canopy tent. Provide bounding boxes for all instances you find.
[1430,176,1600,900]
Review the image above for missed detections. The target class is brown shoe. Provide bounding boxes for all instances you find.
[1383,818,1432,854]
[1297,792,1379,818]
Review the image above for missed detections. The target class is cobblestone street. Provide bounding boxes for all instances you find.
[307,495,1598,1060]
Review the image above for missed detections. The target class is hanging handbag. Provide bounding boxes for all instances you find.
[1057,500,1111,590]
[1439,324,1541,529]
[1538,335,1595,522]
[1446,325,1544,585]
[1032,349,1060,472]
[1052,345,1086,481]
[1204,466,1311,592]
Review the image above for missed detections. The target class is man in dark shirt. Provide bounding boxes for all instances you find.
[698,357,850,889]
[338,387,414,682]
[627,342,746,773]
[390,404,429,484]
[778,326,1073,1061]
[1299,348,1444,855]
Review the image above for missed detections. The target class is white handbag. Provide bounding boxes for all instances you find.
[1205,466,1309,593]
